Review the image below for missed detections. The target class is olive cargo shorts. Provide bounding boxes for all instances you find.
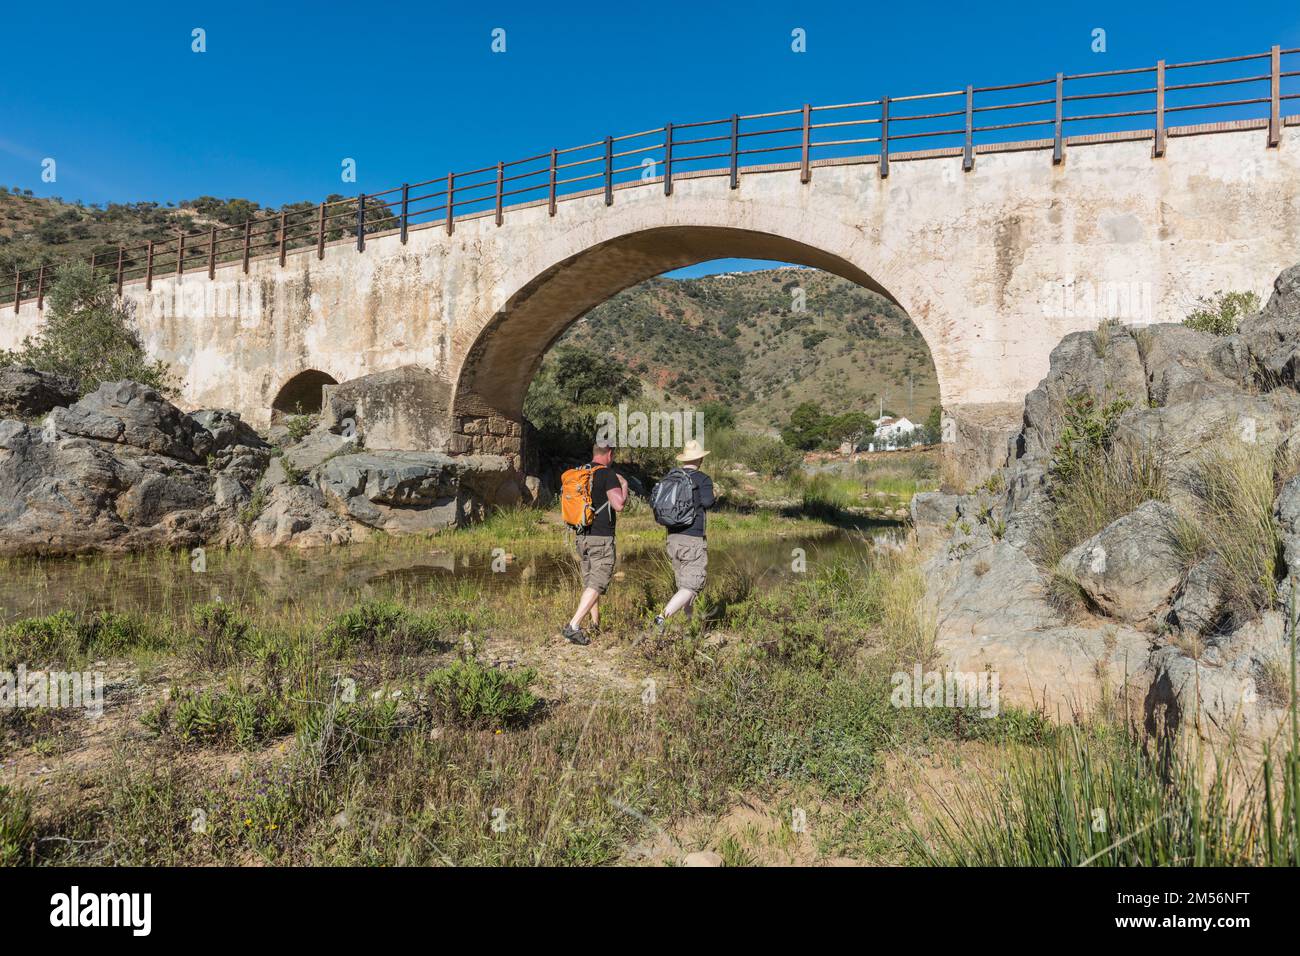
[666,533,708,593]
[577,534,617,594]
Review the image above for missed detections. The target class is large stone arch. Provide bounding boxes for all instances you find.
[448,205,955,457]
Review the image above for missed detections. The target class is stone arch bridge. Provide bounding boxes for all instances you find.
[4,45,1298,482]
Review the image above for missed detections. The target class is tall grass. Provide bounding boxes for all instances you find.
[1177,443,1281,619]
[918,596,1300,867]
[915,725,1300,866]
[1033,442,1167,570]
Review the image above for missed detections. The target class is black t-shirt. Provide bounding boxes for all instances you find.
[678,469,715,538]
[583,465,618,537]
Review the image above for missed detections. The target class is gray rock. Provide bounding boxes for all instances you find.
[1058,500,1182,627]
[284,430,358,473]
[1020,327,1149,460]
[190,409,268,454]
[1113,391,1300,486]
[928,538,1060,638]
[1275,475,1300,586]
[1145,612,1291,740]
[1236,263,1300,387]
[1135,322,1242,407]
[322,364,452,452]
[50,381,208,463]
[1167,556,1226,637]
[0,420,215,556]
[910,491,964,547]
[318,451,513,534]
[0,366,79,419]
[1001,457,1051,548]
[247,484,357,549]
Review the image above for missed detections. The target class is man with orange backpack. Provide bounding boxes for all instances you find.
[560,440,628,645]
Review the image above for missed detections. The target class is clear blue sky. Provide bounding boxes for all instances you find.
[2,0,1295,275]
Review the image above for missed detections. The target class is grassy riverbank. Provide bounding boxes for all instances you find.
[2,501,1297,867]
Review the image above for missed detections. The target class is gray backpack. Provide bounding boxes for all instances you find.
[650,468,697,530]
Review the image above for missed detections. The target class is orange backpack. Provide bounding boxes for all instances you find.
[560,463,608,531]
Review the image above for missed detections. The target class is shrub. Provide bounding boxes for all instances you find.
[1049,394,1132,485]
[421,659,541,730]
[323,599,462,657]
[0,610,161,668]
[189,602,256,667]
[142,684,295,750]
[0,261,176,396]
[710,428,803,478]
[1183,290,1261,336]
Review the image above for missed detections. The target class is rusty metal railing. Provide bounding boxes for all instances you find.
[4,43,1298,313]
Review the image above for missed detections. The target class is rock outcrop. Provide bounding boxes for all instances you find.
[0,372,532,556]
[917,263,1300,748]
[0,366,79,419]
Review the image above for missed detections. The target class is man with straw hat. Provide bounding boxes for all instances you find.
[652,438,715,629]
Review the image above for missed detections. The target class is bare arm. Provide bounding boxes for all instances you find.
[607,473,628,512]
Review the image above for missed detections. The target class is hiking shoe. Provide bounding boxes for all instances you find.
[653,615,667,633]
[562,624,590,646]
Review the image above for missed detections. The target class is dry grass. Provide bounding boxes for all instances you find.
[1032,442,1168,571]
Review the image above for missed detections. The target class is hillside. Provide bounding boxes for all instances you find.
[0,188,311,278]
[546,267,939,429]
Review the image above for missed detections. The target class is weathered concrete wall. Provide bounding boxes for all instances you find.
[5,121,1297,465]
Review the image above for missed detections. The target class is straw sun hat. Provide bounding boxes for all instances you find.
[675,439,710,463]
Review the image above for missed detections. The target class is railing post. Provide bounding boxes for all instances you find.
[1153,59,1166,158]
[729,114,740,189]
[1269,44,1281,148]
[880,96,890,179]
[175,234,184,277]
[663,124,673,196]
[353,198,364,253]
[317,203,326,259]
[800,104,811,183]
[89,252,97,282]
[495,162,504,226]
[548,149,558,215]
[116,244,125,294]
[36,264,46,310]
[12,270,19,313]
[1053,72,1065,165]
[446,172,455,236]
[962,85,975,172]
[400,184,410,243]
[280,209,290,264]
[207,228,216,279]
[604,135,614,206]
[146,240,155,290]
[242,221,251,273]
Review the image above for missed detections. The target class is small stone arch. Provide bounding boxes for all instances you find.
[271,369,337,419]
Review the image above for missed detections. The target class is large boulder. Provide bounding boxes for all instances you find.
[1135,323,1246,407]
[318,452,515,534]
[246,484,358,549]
[1236,263,1300,387]
[0,419,215,555]
[0,366,79,419]
[1058,500,1182,627]
[50,381,209,464]
[322,365,453,453]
